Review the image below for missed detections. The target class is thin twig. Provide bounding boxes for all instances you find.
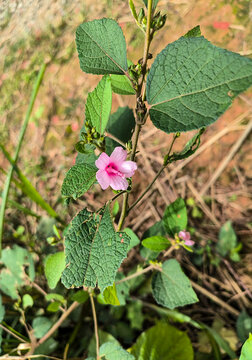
[0,324,26,343]
[115,265,154,284]
[37,302,79,347]
[89,293,99,360]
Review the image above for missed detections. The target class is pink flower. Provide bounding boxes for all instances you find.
[178,230,195,246]
[95,147,137,191]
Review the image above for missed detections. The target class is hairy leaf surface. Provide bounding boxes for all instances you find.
[152,259,198,309]
[61,164,97,200]
[76,18,128,75]
[61,206,129,292]
[147,36,252,133]
[86,75,112,134]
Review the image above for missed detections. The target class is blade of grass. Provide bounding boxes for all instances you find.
[0,64,46,256]
[1,144,62,221]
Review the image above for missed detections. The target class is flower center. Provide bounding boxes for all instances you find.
[105,162,124,177]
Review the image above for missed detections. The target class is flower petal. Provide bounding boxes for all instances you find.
[185,240,195,246]
[96,169,111,190]
[179,230,191,242]
[119,160,137,177]
[109,175,128,191]
[95,152,110,170]
[110,147,127,165]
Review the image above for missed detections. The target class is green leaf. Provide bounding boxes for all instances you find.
[237,311,252,343]
[140,220,166,260]
[130,321,194,360]
[61,164,97,200]
[112,201,120,217]
[184,25,201,38]
[100,342,135,360]
[167,128,204,164]
[123,228,140,251]
[32,317,52,339]
[34,338,58,357]
[47,302,61,312]
[76,18,128,75]
[106,107,135,155]
[152,259,198,309]
[147,36,252,134]
[127,301,144,330]
[99,283,121,306]
[240,334,252,360]
[86,75,112,134]
[0,245,35,299]
[75,144,98,166]
[163,198,187,237]
[22,294,34,309]
[45,252,65,289]
[111,75,135,95]
[45,293,65,303]
[71,290,89,304]
[88,330,120,357]
[61,206,130,292]
[142,235,170,251]
[216,220,237,256]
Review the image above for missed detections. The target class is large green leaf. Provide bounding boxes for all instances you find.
[142,236,170,251]
[106,107,135,155]
[86,75,112,134]
[61,206,130,292]
[130,321,194,360]
[76,18,128,75]
[100,341,135,359]
[61,164,97,200]
[163,198,187,237]
[239,334,252,360]
[147,36,252,133]
[152,259,198,309]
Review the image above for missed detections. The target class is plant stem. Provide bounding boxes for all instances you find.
[115,264,155,284]
[37,302,79,347]
[89,293,99,360]
[140,0,153,90]
[128,165,165,213]
[0,64,46,256]
[0,324,27,343]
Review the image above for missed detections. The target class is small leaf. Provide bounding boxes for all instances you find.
[45,252,65,289]
[127,301,144,330]
[106,107,135,155]
[45,293,65,303]
[32,317,52,339]
[86,75,112,134]
[111,75,135,95]
[47,302,61,312]
[71,290,89,304]
[112,201,120,217]
[237,311,252,343]
[152,259,198,309]
[123,228,140,251]
[130,321,194,360]
[163,198,187,237]
[184,25,201,38]
[99,283,120,306]
[100,341,135,360]
[88,330,120,357]
[142,236,170,251]
[22,294,34,309]
[239,334,252,360]
[75,144,98,166]
[147,36,252,133]
[140,221,166,260]
[61,206,130,292]
[167,128,204,164]
[61,164,97,200]
[216,220,237,257]
[76,18,128,75]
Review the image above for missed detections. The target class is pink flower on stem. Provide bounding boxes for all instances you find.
[178,230,195,246]
[95,147,137,191]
